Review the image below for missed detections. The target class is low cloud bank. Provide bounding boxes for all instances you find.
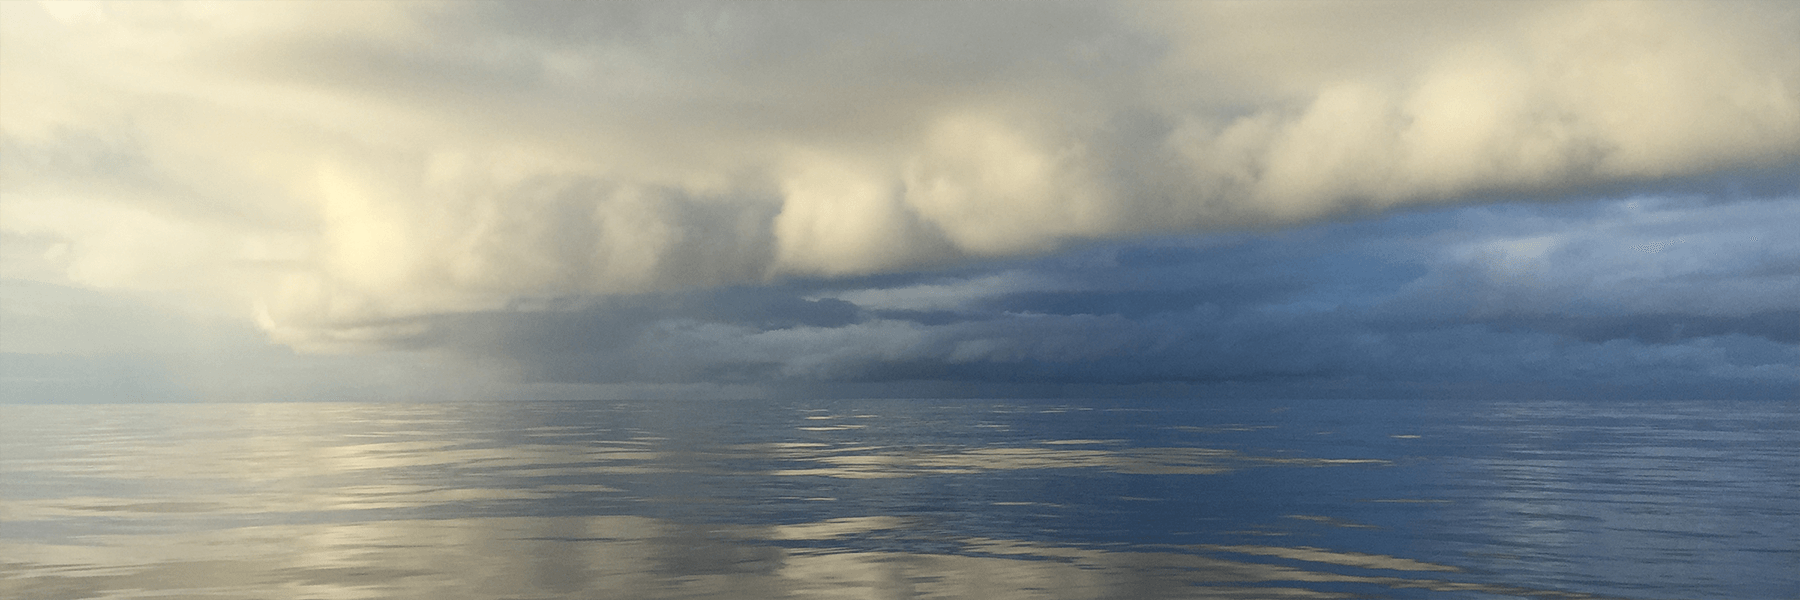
[411,195,1799,399]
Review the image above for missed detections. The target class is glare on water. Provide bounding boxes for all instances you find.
[2,399,1795,599]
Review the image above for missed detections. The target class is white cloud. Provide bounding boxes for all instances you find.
[817,271,1057,313]
[2,1,1795,352]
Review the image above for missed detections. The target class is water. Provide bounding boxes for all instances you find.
[2,398,1795,599]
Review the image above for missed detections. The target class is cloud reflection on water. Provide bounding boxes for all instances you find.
[5,399,1792,599]
[0,401,1410,599]
[765,444,1386,479]
[5,514,1612,600]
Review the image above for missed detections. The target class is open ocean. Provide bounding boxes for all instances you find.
[2,398,1795,600]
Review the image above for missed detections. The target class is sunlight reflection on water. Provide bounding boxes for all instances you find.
[1,399,1795,599]
[6,515,1563,600]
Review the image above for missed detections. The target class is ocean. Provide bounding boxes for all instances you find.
[2,398,1795,599]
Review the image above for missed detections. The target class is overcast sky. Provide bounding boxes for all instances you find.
[2,1,1795,402]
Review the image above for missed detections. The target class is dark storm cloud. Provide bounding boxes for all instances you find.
[395,193,1795,399]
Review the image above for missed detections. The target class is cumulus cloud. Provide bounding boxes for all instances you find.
[2,0,1797,353]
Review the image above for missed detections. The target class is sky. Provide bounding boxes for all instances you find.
[1,0,1795,402]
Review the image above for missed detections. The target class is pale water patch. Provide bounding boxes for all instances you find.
[1,399,1795,599]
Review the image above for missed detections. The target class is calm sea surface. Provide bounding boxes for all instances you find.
[1,399,1795,599]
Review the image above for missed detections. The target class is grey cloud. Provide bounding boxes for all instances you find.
[391,194,1796,399]
[1480,313,1799,345]
[4,2,1797,352]
[0,352,187,404]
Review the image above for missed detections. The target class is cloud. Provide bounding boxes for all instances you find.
[12,182,1791,404]
[3,1,1796,353]
[341,194,1790,399]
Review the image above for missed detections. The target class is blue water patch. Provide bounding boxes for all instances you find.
[2,398,1795,599]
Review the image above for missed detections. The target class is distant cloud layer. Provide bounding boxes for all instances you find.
[399,195,1798,399]
[4,1,1796,355]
